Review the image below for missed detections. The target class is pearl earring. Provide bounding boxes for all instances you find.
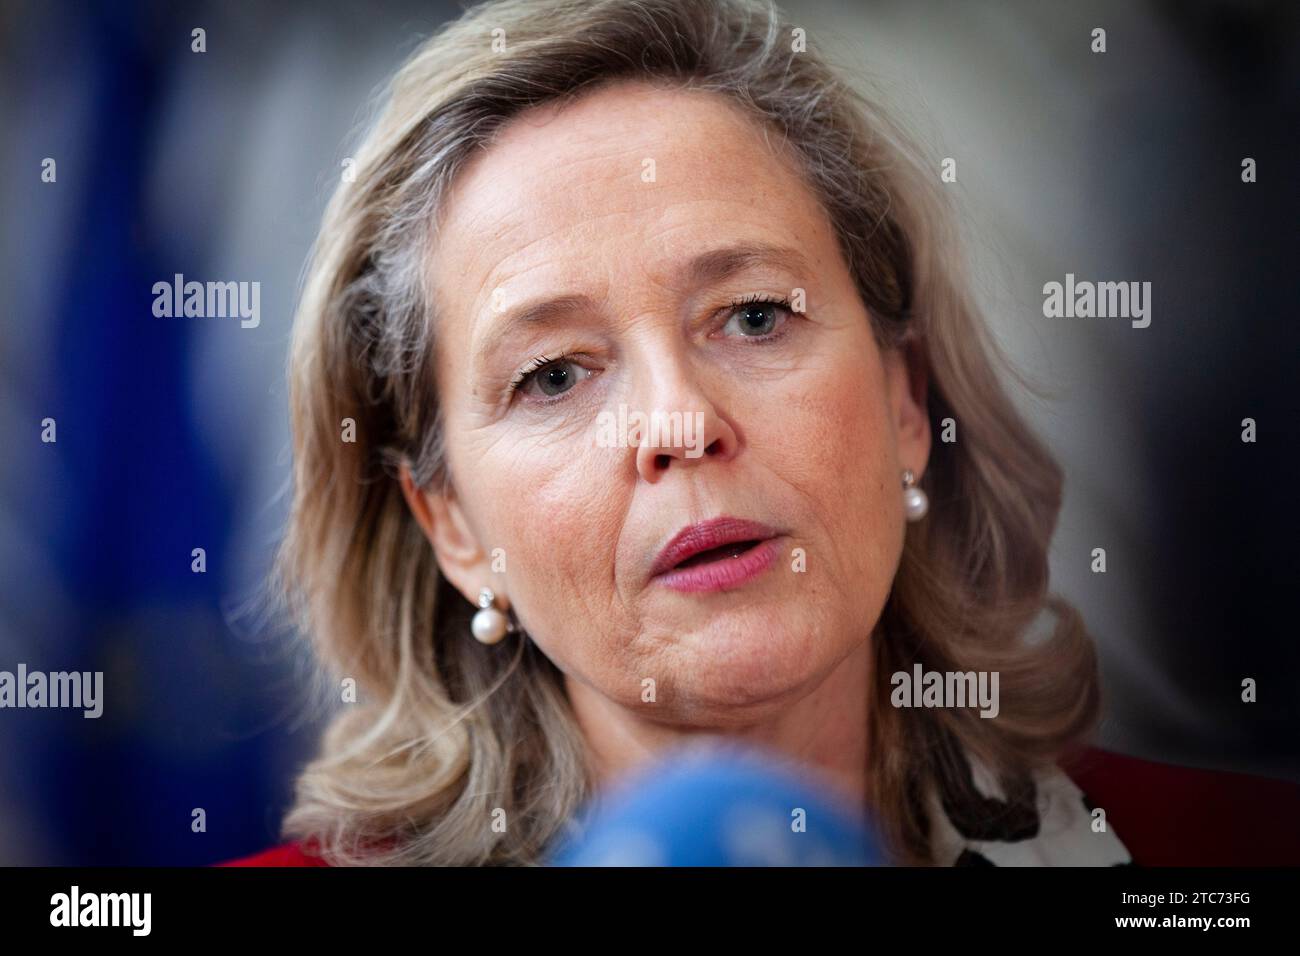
[902,469,929,522]
[471,587,514,645]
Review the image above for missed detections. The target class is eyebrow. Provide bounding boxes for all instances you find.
[473,240,811,368]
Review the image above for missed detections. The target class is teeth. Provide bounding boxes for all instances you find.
[674,540,757,570]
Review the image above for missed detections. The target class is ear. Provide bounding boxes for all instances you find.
[881,336,931,481]
[399,466,504,611]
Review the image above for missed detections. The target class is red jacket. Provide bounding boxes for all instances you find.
[217,746,1300,866]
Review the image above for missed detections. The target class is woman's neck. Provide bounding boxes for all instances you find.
[563,636,873,811]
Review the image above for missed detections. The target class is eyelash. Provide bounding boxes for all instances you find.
[507,294,796,400]
[508,353,567,395]
[724,293,794,342]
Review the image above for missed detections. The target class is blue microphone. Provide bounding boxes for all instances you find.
[545,739,886,866]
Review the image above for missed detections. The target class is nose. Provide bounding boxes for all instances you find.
[630,352,739,483]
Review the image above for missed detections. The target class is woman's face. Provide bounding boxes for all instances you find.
[407,82,930,725]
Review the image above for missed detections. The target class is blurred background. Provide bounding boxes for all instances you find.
[1,0,1296,865]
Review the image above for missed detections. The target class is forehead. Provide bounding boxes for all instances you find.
[429,82,835,324]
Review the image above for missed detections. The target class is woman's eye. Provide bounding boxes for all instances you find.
[721,299,790,338]
[516,358,590,399]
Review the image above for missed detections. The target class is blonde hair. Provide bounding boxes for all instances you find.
[278,0,1099,865]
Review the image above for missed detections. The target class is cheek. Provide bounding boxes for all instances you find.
[751,336,903,593]
[465,436,626,643]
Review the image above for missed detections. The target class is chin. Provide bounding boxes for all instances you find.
[653,615,849,715]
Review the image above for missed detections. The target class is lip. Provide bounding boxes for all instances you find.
[649,516,783,593]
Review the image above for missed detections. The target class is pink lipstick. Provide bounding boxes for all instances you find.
[650,517,782,593]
